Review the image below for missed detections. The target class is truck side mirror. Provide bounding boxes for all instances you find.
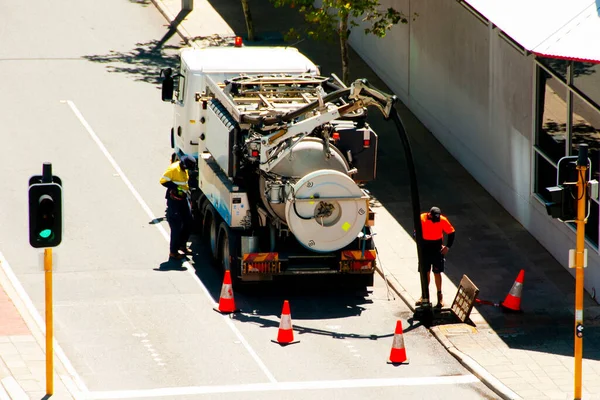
[160,68,174,102]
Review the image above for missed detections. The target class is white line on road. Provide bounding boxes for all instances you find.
[65,100,277,383]
[87,375,479,399]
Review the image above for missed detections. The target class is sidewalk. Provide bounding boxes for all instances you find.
[153,1,600,399]
[0,255,76,399]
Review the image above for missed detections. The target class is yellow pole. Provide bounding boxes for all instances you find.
[574,153,588,400]
[44,248,53,395]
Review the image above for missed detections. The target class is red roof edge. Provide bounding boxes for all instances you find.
[532,51,600,65]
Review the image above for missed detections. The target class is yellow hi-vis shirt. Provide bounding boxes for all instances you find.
[160,161,190,191]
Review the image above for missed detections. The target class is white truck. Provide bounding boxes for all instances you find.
[161,44,396,286]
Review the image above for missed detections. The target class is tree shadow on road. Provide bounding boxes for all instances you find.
[83,38,180,85]
[82,7,189,86]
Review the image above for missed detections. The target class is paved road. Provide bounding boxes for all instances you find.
[0,1,500,399]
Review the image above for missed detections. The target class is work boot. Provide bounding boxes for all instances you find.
[435,291,444,309]
[169,252,185,260]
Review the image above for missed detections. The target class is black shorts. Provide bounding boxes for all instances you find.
[420,250,445,274]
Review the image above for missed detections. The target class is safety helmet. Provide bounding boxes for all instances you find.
[180,155,197,170]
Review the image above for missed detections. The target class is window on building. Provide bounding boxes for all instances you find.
[535,60,600,250]
[536,69,567,163]
[572,94,600,181]
[534,153,558,202]
[585,201,599,247]
[537,57,568,82]
[573,62,600,107]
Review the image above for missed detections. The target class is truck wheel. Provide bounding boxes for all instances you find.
[202,204,220,260]
[192,194,206,234]
[217,222,241,283]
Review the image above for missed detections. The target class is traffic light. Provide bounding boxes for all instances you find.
[545,155,591,221]
[28,182,62,248]
[544,185,576,221]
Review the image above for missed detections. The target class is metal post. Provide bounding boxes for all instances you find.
[42,162,54,395]
[44,248,53,395]
[574,144,588,400]
[181,0,193,12]
[42,162,52,183]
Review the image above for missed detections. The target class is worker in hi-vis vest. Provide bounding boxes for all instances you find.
[416,206,455,308]
[160,155,197,260]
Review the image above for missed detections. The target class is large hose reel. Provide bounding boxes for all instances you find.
[285,169,368,252]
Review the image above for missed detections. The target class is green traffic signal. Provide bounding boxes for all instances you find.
[39,229,52,239]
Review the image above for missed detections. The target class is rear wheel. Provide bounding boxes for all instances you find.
[191,193,205,234]
[202,203,220,260]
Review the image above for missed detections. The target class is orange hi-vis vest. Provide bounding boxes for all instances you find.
[420,212,455,240]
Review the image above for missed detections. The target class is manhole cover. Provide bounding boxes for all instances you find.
[438,324,478,335]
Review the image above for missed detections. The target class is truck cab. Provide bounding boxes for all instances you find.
[166,46,320,158]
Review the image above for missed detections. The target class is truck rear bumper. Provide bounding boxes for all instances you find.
[240,250,376,282]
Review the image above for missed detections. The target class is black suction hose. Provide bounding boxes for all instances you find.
[389,110,428,313]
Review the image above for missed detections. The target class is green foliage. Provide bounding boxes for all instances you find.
[271,0,415,83]
[271,0,412,41]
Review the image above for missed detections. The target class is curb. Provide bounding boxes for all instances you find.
[0,383,8,400]
[375,266,522,400]
[0,253,84,400]
[0,377,27,400]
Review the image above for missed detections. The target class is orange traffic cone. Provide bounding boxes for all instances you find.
[501,269,524,312]
[213,270,238,314]
[273,300,298,346]
[388,320,409,364]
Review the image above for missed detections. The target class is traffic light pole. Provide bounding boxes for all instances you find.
[41,163,54,396]
[574,145,588,400]
[44,248,53,395]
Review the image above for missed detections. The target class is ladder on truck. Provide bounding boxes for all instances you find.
[202,74,347,125]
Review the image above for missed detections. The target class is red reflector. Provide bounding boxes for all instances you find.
[251,150,259,157]
[332,132,340,140]
[363,139,370,148]
[234,36,243,47]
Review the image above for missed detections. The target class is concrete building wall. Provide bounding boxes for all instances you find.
[350,0,600,294]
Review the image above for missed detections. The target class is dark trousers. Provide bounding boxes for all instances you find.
[166,197,192,254]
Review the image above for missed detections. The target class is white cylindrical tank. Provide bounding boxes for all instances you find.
[284,169,367,252]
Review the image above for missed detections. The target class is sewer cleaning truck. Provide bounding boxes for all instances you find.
[160,42,396,286]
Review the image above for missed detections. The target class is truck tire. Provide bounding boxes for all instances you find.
[202,203,220,260]
[192,194,206,234]
[217,221,241,284]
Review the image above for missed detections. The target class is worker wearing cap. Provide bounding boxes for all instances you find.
[417,206,455,308]
[160,155,197,260]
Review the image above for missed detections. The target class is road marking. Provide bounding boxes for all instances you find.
[87,375,479,399]
[65,100,277,383]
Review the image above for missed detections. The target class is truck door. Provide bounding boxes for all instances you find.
[172,67,187,153]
